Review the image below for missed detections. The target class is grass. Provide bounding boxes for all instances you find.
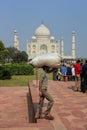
[0,68,53,87]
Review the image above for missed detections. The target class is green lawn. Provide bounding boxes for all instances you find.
[0,69,53,86]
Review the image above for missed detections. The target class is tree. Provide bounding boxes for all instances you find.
[7,47,28,63]
[0,40,5,51]
[13,51,28,63]
[0,41,9,63]
[7,47,20,58]
[21,51,28,62]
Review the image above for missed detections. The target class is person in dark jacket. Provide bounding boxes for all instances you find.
[66,64,72,81]
[81,60,87,93]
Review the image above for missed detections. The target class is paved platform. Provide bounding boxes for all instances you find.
[0,80,87,130]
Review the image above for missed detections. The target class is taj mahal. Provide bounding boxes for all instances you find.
[14,23,76,62]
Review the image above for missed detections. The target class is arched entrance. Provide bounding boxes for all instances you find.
[40,44,48,54]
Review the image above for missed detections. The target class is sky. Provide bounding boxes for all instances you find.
[0,0,87,58]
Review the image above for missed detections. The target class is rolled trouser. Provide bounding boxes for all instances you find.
[35,89,54,116]
[42,89,54,115]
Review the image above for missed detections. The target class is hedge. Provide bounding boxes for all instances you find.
[0,66,12,79]
[0,63,34,79]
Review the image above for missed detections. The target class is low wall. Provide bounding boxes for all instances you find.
[27,81,37,123]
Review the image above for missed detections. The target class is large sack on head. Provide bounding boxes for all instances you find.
[29,53,62,68]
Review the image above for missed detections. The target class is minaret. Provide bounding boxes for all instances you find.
[61,37,64,57]
[14,30,19,50]
[72,31,76,59]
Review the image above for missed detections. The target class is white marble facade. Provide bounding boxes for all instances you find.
[14,23,76,60]
[26,24,60,60]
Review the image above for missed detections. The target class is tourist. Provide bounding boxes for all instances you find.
[60,64,67,81]
[35,66,54,120]
[71,64,75,81]
[80,62,84,92]
[66,64,72,81]
[74,60,81,91]
[81,60,87,93]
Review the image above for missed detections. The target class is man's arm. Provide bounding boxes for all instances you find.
[39,81,42,96]
[39,81,42,91]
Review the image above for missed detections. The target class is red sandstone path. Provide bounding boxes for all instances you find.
[0,80,87,130]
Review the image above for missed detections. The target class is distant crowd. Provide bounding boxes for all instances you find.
[55,59,87,93]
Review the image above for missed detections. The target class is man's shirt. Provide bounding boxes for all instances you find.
[39,70,48,90]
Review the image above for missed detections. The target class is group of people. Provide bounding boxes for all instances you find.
[57,63,75,81]
[58,59,87,93]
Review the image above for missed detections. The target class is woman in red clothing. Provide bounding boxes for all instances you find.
[74,60,81,91]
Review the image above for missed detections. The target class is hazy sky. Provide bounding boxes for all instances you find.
[0,0,87,58]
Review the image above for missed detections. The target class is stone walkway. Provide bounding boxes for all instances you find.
[47,81,87,130]
[0,81,87,130]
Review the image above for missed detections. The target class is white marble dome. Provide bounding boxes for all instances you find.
[35,24,50,37]
[32,36,36,39]
[50,36,55,40]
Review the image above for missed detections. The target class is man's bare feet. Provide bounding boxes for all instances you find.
[45,114,54,120]
[35,115,43,119]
